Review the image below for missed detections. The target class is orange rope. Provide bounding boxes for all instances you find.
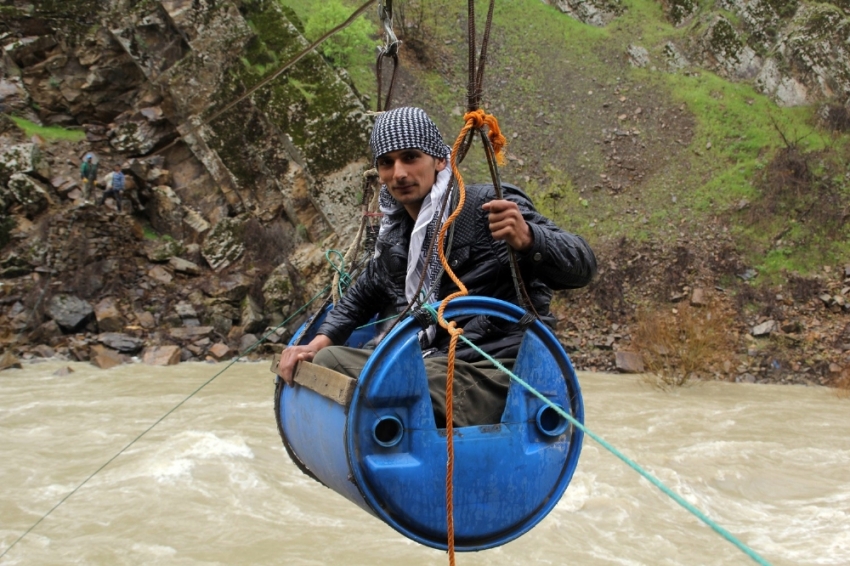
[461,109,508,165]
[435,109,504,564]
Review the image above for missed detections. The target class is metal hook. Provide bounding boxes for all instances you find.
[378,0,399,57]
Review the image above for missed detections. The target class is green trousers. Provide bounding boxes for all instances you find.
[312,346,512,428]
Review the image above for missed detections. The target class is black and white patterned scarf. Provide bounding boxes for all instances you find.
[377,163,452,305]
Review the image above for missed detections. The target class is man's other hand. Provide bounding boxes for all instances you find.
[277,335,333,386]
[483,199,533,252]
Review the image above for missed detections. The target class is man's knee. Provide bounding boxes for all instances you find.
[312,346,369,379]
[313,346,344,369]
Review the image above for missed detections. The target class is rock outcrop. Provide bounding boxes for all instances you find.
[0,0,378,365]
[547,0,850,107]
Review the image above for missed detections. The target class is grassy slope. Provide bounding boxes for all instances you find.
[281,0,849,281]
[10,116,86,142]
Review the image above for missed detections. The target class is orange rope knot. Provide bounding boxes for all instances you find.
[462,109,508,166]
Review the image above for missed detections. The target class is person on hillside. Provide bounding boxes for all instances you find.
[79,154,97,201]
[277,106,597,427]
[100,164,125,212]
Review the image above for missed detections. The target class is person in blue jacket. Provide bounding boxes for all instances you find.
[278,107,597,427]
[100,164,125,212]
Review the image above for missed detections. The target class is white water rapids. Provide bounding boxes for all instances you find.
[1,360,848,565]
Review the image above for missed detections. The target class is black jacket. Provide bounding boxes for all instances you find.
[317,183,597,361]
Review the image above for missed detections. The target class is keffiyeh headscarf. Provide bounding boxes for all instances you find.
[371,108,453,347]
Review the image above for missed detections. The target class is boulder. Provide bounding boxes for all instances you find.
[0,142,50,185]
[241,294,266,334]
[541,0,622,27]
[239,333,259,353]
[107,107,175,154]
[663,42,690,70]
[0,74,32,117]
[148,265,173,284]
[47,294,94,332]
[68,337,91,362]
[199,273,252,302]
[51,176,80,198]
[135,310,156,329]
[208,342,232,360]
[142,345,181,366]
[174,301,198,319]
[0,350,22,372]
[90,344,124,369]
[201,216,246,271]
[752,320,778,337]
[53,366,74,376]
[182,207,210,242]
[627,45,650,68]
[32,344,55,358]
[94,297,125,333]
[146,167,172,186]
[208,309,234,336]
[97,332,143,353]
[147,185,185,239]
[615,351,645,373]
[290,241,333,296]
[756,58,809,107]
[168,326,214,340]
[145,239,186,262]
[262,263,295,316]
[4,173,51,218]
[169,256,201,275]
[690,288,708,307]
[28,319,61,344]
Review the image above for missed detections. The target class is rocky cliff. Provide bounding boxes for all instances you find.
[0,0,374,366]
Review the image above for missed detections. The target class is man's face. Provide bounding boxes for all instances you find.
[376,148,447,217]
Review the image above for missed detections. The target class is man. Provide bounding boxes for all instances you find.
[278,107,596,427]
[79,154,97,201]
[100,164,125,212]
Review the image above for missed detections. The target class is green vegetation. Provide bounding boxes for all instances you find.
[304,0,373,68]
[142,224,175,242]
[279,0,377,104]
[379,0,849,281]
[142,225,159,240]
[208,0,371,180]
[10,116,86,142]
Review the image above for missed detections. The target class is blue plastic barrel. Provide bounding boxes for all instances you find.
[276,296,584,551]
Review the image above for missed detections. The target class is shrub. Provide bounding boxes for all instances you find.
[304,0,374,69]
[630,300,738,388]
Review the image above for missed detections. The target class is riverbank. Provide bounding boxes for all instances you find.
[0,191,848,387]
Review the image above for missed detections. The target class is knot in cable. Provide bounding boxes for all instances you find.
[462,109,507,166]
[411,307,436,330]
[517,311,537,331]
[445,319,462,337]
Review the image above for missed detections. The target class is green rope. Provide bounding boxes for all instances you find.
[0,285,331,560]
[325,249,352,298]
[451,330,773,566]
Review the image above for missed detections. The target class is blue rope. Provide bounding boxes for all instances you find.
[448,330,773,566]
